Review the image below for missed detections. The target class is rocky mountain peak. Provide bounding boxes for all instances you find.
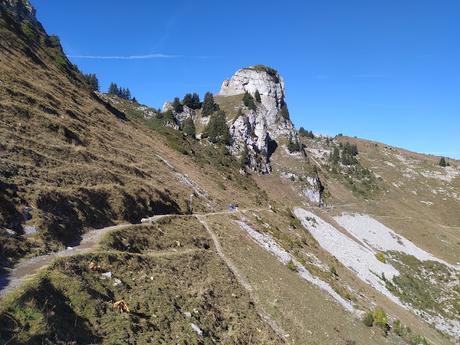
[218,65,297,173]
[218,65,291,133]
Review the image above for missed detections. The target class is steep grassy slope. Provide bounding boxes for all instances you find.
[0,3,264,272]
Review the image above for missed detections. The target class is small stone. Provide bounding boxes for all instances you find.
[190,323,203,336]
[101,271,112,279]
[23,225,38,235]
[5,229,16,236]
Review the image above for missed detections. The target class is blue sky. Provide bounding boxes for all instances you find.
[33,0,460,158]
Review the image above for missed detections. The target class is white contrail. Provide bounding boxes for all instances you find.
[68,53,178,60]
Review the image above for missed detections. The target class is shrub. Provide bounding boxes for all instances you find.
[392,319,403,336]
[330,266,338,277]
[250,65,279,80]
[375,252,386,263]
[254,89,261,103]
[362,312,374,327]
[287,138,300,153]
[21,20,37,41]
[279,104,290,120]
[43,35,68,69]
[243,91,256,111]
[373,308,388,329]
[182,117,196,138]
[239,145,249,169]
[409,335,429,345]
[287,260,297,272]
[439,157,448,167]
[202,111,231,145]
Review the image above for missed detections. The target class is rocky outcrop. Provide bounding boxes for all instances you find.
[303,176,325,206]
[162,102,193,124]
[1,0,37,23]
[219,66,297,173]
[219,66,294,137]
[159,66,297,174]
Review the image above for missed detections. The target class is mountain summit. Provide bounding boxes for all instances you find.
[219,65,296,173]
[219,65,294,137]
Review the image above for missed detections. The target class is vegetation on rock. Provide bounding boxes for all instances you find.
[280,103,290,120]
[202,111,231,145]
[182,116,196,138]
[243,91,257,111]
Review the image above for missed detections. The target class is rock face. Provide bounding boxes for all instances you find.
[303,176,325,206]
[219,66,297,173]
[219,66,294,137]
[1,0,37,22]
[160,65,297,174]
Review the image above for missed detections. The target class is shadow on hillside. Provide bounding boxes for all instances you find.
[0,277,102,345]
[267,136,278,161]
[92,93,127,121]
[37,187,182,246]
[0,269,9,295]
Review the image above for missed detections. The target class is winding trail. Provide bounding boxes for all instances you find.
[0,209,266,298]
[0,215,167,298]
[195,213,291,344]
[0,207,287,342]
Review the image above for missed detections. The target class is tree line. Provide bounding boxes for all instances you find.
[108,82,133,100]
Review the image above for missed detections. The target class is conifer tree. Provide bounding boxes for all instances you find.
[83,73,99,92]
[108,82,119,95]
[191,93,201,109]
[172,97,183,112]
[439,157,448,167]
[203,110,231,145]
[287,137,301,153]
[331,147,340,164]
[202,92,219,117]
[182,93,193,108]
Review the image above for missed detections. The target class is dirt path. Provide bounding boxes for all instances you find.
[0,209,266,298]
[196,214,291,344]
[0,215,167,298]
